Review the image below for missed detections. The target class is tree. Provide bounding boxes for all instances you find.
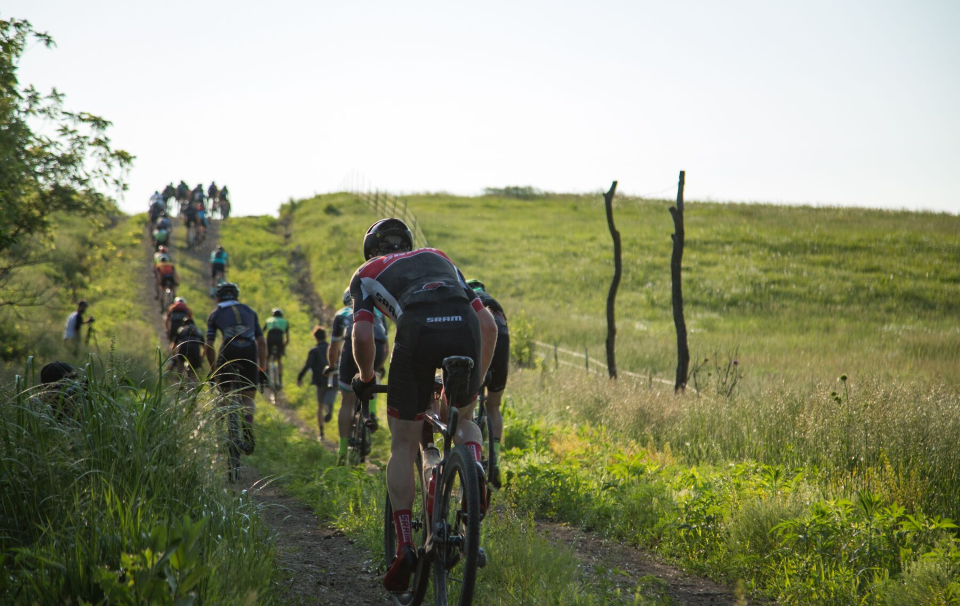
[0,16,133,306]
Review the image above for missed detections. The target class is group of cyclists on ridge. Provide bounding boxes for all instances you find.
[148,181,231,250]
[146,212,511,598]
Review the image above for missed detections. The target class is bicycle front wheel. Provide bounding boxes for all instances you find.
[434,445,481,606]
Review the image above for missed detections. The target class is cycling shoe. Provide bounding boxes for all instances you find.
[383,545,418,593]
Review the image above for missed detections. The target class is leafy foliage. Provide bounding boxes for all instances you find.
[0,16,132,303]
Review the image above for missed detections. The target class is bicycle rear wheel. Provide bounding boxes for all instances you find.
[434,445,481,606]
[384,451,430,605]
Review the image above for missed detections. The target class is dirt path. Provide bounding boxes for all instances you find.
[239,465,387,605]
[539,521,751,606]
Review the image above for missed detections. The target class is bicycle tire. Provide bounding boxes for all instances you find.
[348,404,367,466]
[434,445,481,606]
[383,451,430,605]
[227,405,241,483]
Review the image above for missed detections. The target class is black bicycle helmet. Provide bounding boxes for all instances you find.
[342,288,352,306]
[362,218,413,261]
[216,282,240,301]
[272,308,283,317]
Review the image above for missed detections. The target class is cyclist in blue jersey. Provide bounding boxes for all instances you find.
[205,282,266,453]
[329,287,389,462]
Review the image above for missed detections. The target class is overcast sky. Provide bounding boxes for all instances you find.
[7,0,959,215]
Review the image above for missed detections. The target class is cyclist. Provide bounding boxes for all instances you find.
[176,180,189,204]
[164,297,193,345]
[196,200,208,239]
[330,288,388,463]
[154,254,179,300]
[182,197,199,241]
[172,318,205,376]
[207,181,218,205]
[263,308,290,389]
[153,215,172,249]
[348,218,498,593]
[466,278,510,488]
[153,245,170,267]
[218,186,230,219]
[191,184,206,212]
[162,183,176,209]
[149,194,165,223]
[297,326,336,440]
[210,245,229,289]
[205,282,266,454]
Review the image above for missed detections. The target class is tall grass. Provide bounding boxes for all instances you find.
[0,356,275,605]
[508,368,960,521]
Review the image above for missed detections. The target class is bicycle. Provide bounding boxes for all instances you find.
[348,386,377,465]
[473,380,496,509]
[266,348,282,404]
[160,284,176,314]
[377,355,484,606]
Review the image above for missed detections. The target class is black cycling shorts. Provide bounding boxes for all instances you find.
[211,262,225,279]
[175,340,204,370]
[487,329,510,392]
[214,341,259,393]
[387,302,481,422]
[184,213,197,227]
[338,338,386,390]
[266,330,285,357]
[160,276,177,289]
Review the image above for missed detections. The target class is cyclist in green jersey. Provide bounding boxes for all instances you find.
[210,245,229,289]
[263,309,290,388]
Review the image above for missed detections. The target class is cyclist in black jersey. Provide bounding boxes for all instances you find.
[331,287,390,461]
[297,326,336,440]
[466,279,510,488]
[349,218,498,593]
[205,282,266,454]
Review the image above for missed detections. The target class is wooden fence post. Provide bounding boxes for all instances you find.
[585,347,589,370]
[669,170,690,392]
[603,181,620,379]
[554,341,559,369]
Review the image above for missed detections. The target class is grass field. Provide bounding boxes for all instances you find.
[5,191,959,605]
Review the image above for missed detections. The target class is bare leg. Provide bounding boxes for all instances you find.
[339,391,356,439]
[386,416,423,513]
[487,389,504,440]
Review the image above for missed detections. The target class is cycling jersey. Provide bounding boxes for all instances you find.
[264,316,289,356]
[477,292,508,334]
[166,302,192,341]
[206,301,262,391]
[331,306,387,343]
[156,263,176,278]
[206,301,262,350]
[156,217,172,231]
[349,248,484,421]
[210,251,229,265]
[153,229,169,243]
[349,248,482,322]
[264,316,289,334]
